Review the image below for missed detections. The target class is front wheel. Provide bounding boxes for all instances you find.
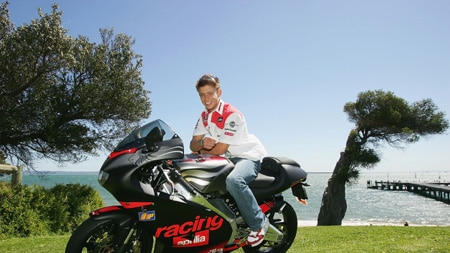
[65,217,153,253]
[243,201,298,253]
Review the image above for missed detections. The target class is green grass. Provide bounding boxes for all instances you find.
[0,234,69,253]
[1,226,449,253]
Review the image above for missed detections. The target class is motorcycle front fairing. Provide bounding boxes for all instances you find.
[88,198,234,252]
[98,119,184,200]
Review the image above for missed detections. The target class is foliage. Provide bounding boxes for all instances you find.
[49,184,104,232]
[0,2,151,168]
[1,226,449,253]
[318,90,448,225]
[0,183,49,236]
[339,90,449,183]
[0,181,104,237]
[344,90,448,146]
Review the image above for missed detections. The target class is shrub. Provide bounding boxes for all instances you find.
[49,184,104,233]
[0,182,104,237]
[0,183,49,237]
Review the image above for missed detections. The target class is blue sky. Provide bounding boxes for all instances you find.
[7,0,450,172]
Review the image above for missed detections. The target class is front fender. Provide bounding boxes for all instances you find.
[89,206,134,224]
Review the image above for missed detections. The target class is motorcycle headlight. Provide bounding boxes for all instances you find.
[98,171,109,186]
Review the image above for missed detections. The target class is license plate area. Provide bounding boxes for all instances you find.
[291,183,308,200]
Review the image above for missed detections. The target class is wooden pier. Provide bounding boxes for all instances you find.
[367,180,450,204]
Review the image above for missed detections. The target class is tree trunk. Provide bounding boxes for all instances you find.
[317,174,347,225]
[317,150,350,225]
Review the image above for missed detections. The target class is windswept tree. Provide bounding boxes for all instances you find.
[317,90,448,225]
[0,2,151,168]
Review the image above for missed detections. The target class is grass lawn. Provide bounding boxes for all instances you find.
[1,226,449,253]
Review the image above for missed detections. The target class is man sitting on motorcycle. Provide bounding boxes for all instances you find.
[189,74,269,247]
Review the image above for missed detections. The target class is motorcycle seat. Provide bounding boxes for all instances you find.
[251,173,275,188]
[260,156,300,176]
[250,156,301,189]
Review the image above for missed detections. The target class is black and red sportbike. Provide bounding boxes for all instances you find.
[65,119,308,253]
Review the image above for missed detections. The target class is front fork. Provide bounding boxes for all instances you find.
[118,227,137,252]
[89,205,150,253]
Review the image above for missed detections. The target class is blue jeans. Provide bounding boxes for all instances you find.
[226,158,265,231]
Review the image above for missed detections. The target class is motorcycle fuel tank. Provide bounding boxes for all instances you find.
[174,154,234,194]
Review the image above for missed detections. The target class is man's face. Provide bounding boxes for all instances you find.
[198,85,222,112]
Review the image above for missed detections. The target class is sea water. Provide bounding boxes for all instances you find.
[2,170,449,227]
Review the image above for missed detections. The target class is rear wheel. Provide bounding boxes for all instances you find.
[243,202,298,253]
[65,217,153,253]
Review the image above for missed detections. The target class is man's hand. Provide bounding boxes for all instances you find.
[202,136,217,150]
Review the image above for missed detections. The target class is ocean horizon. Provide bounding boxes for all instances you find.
[2,170,449,227]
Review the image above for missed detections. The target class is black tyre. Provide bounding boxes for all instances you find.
[65,217,153,253]
[243,202,298,253]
